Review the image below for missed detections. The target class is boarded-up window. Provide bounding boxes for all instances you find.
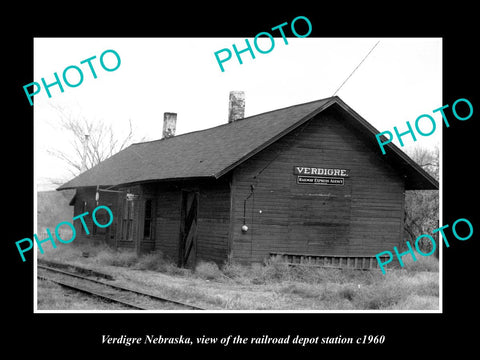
[93,203,112,236]
[288,177,352,255]
[122,199,134,241]
[143,199,154,239]
[81,201,88,234]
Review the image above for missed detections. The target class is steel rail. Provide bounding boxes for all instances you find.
[37,273,147,309]
[38,264,206,310]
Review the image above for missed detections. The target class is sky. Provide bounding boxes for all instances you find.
[33,37,442,191]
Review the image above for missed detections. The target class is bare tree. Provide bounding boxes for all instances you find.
[47,104,136,178]
[404,145,439,256]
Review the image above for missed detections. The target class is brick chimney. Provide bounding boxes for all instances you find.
[228,91,245,123]
[163,112,177,138]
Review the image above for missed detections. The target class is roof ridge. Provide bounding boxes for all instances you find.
[131,96,336,146]
[235,96,336,123]
[57,95,438,191]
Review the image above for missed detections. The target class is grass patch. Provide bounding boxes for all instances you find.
[351,270,440,310]
[219,257,439,310]
[38,242,439,310]
[279,283,322,298]
[221,257,384,286]
[39,242,191,277]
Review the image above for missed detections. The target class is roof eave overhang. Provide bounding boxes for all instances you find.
[57,176,217,191]
[333,98,439,191]
[57,96,438,192]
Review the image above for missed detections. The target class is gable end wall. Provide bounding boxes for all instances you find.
[230,107,405,263]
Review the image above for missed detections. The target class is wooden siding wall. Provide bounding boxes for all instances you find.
[71,180,231,265]
[153,179,231,265]
[154,187,181,260]
[72,187,120,247]
[196,179,230,264]
[231,107,405,263]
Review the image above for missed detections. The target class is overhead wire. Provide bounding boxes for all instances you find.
[332,40,380,96]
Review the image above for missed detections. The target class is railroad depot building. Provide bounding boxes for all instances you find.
[58,94,438,269]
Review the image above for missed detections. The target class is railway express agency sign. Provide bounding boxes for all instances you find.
[294,166,350,186]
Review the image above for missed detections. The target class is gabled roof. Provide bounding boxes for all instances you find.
[57,96,438,191]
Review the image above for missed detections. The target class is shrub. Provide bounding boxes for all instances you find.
[111,251,138,267]
[95,248,137,267]
[165,262,191,276]
[356,284,405,310]
[415,275,439,297]
[280,283,321,298]
[402,252,439,272]
[289,265,324,284]
[262,256,291,282]
[337,285,357,301]
[195,261,224,280]
[222,261,250,281]
[135,252,164,271]
[353,272,416,310]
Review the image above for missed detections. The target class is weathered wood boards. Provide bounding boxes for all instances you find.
[67,101,433,268]
[230,107,404,264]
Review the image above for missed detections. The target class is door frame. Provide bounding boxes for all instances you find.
[177,190,199,268]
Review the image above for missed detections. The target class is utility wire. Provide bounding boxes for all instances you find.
[332,40,380,96]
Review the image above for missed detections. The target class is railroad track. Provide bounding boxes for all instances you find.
[37,264,205,310]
